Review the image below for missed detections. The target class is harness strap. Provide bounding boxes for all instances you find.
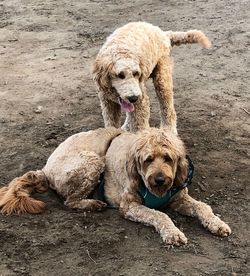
[138,155,194,209]
[98,156,194,210]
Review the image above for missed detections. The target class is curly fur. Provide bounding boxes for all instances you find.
[93,22,211,133]
[0,127,122,215]
[104,128,231,245]
[0,127,231,247]
[0,171,48,215]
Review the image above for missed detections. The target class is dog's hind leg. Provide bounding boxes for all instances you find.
[152,56,177,134]
[170,188,231,237]
[65,195,106,211]
[63,153,107,211]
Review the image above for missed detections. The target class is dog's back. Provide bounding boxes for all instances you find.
[0,127,122,215]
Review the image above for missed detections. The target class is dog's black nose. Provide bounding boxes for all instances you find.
[154,173,165,186]
[127,96,138,103]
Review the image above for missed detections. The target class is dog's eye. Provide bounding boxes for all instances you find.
[145,156,154,163]
[133,71,140,78]
[164,155,172,162]
[118,72,125,79]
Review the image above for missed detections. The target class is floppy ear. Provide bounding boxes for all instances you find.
[159,128,189,187]
[174,155,188,187]
[126,149,140,182]
[125,137,147,182]
[93,57,114,92]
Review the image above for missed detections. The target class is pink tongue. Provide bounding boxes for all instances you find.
[120,100,134,113]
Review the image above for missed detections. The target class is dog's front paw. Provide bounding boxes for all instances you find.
[206,216,231,237]
[161,227,187,246]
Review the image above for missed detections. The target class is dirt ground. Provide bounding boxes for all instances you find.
[0,0,249,275]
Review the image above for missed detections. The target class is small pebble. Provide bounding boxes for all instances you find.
[34,106,43,113]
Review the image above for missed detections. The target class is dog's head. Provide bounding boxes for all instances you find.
[93,57,142,112]
[126,128,188,197]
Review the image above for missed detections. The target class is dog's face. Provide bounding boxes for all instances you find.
[110,58,142,112]
[93,57,142,112]
[139,144,178,197]
[127,129,188,197]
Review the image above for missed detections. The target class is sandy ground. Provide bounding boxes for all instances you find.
[0,0,249,275]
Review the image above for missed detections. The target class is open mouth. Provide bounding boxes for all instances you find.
[119,98,134,113]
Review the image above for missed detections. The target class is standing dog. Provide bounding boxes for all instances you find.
[93,22,211,133]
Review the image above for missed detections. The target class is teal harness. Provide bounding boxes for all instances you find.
[137,156,194,209]
[98,156,194,210]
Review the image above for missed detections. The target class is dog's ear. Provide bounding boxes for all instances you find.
[126,149,140,182]
[126,137,147,182]
[93,57,113,92]
[174,155,188,187]
[158,128,188,187]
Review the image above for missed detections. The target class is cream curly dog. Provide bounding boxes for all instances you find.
[93,22,211,133]
[0,127,231,246]
[0,127,122,214]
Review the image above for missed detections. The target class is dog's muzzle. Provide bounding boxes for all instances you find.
[154,172,166,186]
[127,95,138,103]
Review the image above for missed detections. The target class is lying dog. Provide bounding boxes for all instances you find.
[0,127,122,214]
[93,22,211,133]
[0,127,231,245]
[104,128,231,245]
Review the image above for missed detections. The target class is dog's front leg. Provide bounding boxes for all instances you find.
[120,193,187,246]
[98,92,121,128]
[170,189,231,237]
[152,56,177,134]
[124,87,150,132]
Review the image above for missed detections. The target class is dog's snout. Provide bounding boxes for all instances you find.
[127,95,138,103]
[154,173,165,186]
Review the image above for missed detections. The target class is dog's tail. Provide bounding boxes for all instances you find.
[166,30,211,48]
[0,170,49,215]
